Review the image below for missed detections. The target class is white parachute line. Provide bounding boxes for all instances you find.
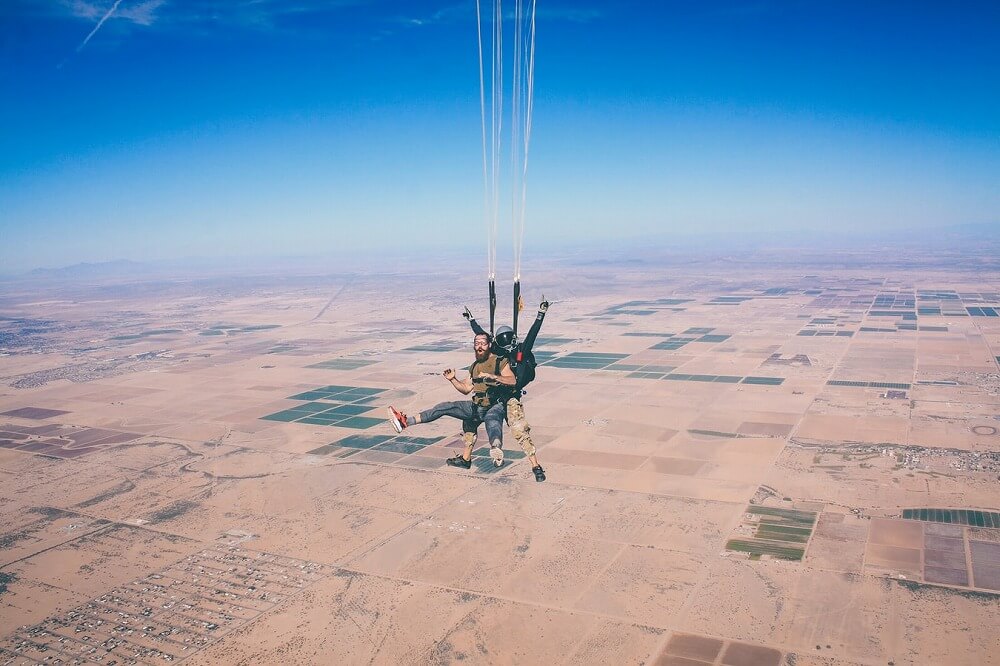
[511,0,522,281]
[516,0,536,281]
[476,0,537,284]
[490,0,502,280]
[475,0,493,280]
[511,0,535,282]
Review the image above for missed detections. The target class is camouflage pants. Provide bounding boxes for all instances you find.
[505,397,536,457]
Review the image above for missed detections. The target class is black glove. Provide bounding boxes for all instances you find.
[539,299,549,313]
[463,306,474,320]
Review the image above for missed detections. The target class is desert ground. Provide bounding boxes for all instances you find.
[1,251,999,665]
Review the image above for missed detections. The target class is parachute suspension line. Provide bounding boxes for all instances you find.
[511,0,536,284]
[477,0,503,331]
[510,0,535,335]
[491,0,502,284]
[511,0,522,283]
[519,0,536,279]
[475,0,491,281]
[476,0,496,335]
[511,0,520,282]
[476,0,534,335]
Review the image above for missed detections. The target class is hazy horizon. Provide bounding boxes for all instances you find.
[2,1,998,273]
[4,221,999,283]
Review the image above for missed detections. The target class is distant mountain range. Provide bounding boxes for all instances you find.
[8,223,997,280]
[25,259,152,279]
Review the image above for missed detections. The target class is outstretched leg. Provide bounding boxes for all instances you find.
[507,397,545,481]
[389,401,477,432]
[414,401,478,426]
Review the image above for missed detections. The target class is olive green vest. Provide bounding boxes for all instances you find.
[469,354,510,407]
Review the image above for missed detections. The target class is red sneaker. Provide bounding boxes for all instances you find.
[387,406,407,433]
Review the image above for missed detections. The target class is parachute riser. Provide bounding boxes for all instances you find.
[489,280,497,336]
[512,280,521,337]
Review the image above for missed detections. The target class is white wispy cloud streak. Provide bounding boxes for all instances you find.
[75,0,124,51]
[114,0,167,26]
[50,0,369,35]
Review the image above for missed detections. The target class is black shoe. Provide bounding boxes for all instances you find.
[446,454,472,469]
[532,465,546,482]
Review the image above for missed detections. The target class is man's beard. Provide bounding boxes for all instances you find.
[475,347,490,362]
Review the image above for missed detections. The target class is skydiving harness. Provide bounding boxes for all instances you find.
[469,356,513,407]
[469,351,538,408]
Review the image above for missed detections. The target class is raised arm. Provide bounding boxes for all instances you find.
[463,306,487,336]
[520,299,548,352]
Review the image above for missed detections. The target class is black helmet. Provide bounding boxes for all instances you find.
[493,325,517,354]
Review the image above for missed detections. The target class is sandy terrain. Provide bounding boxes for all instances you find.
[1,258,999,664]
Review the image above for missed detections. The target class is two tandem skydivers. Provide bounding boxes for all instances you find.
[386,299,549,482]
[464,298,548,481]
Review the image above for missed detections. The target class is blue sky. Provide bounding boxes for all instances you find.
[1,0,998,272]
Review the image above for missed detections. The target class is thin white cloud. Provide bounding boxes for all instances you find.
[115,0,167,27]
[76,0,123,52]
[66,0,101,21]
[35,0,373,34]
